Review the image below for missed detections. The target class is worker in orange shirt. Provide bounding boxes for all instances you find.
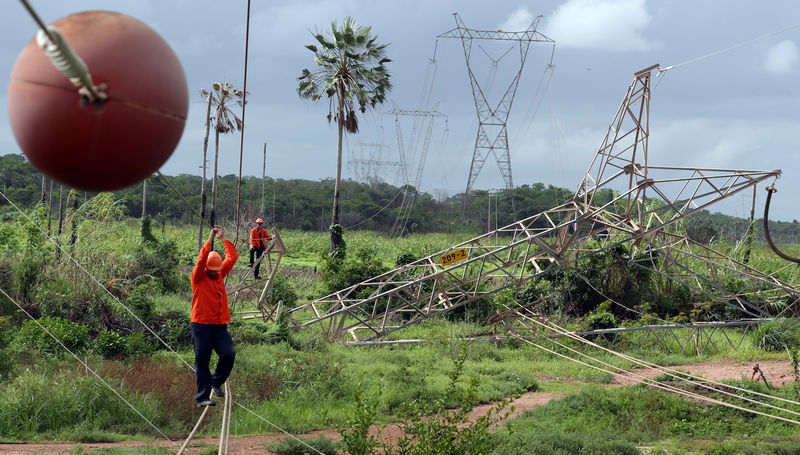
[191,225,238,407]
[249,218,272,280]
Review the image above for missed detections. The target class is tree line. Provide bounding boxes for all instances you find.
[1,152,799,243]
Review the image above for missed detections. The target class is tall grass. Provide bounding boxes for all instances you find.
[0,369,167,439]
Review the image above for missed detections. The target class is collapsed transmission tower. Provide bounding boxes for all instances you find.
[438,12,555,214]
[278,64,796,342]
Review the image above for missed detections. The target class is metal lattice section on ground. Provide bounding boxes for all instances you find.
[287,65,797,342]
[230,228,287,322]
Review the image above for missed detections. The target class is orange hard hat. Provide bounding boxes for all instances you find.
[256,218,263,223]
[207,251,223,270]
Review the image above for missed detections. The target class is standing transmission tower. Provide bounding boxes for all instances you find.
[438,12,554,213]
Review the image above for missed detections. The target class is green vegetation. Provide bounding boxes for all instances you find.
[267,434,340,455]
[1,185,800,454]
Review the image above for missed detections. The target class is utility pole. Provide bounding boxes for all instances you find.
[272,189,276,224]
[141,178,147,218]
[438,12,554,215]
[261,142,266,214]
[47,178,53,235]
[55,184,64,261]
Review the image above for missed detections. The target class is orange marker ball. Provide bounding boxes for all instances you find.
[7,10,189,192]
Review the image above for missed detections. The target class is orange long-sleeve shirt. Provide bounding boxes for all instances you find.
[249,227,272,249]
[191,240,238,324]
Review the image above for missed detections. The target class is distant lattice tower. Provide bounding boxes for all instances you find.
[438,12,554,214]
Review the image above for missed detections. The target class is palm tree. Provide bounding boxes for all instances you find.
[297,17,391,258]
[199,82,244,247]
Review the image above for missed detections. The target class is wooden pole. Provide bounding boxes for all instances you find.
[47,178,53,235]
[198,95,212,252]
[261,142,266,213]
[55,184,64,261]
[177,405,211,455]
[69,192,78,253]
[141,178,147,218]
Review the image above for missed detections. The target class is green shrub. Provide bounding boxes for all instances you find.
[320,247,389,297]
[95,330,155,359]
[13,316,90,358]
[132,239,186,294]
[266,434,340,455]
[272,275,298,309]
[125,332,156,358]
[0,317,16,382]
[587,310,617,332]
[0,258,15,316]
[753,318,800,351]
[96,330,127,359]
[125,283,157,322]
[153,310,191,348]
[492,429,640,455]
[395,251,417,267]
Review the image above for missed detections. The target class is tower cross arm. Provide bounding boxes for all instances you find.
[438,28,554,43]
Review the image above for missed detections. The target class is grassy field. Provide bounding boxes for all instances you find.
[2,216,800,454]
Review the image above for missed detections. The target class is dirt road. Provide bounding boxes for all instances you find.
[0,358,791,454]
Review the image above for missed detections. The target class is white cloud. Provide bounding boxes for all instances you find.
[499,6,536,32]
[764,40,798,74]
[542,0,657,51]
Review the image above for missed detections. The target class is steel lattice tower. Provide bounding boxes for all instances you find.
[438,12,554,213]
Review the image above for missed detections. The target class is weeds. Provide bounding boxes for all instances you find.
[267,434,340,455]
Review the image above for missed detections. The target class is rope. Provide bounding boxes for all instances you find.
[177,405,211,455]
[156,171,205,224]
[234,0,252,248]
[0,190,325,454]
[0,287,177,445]
[18,0,53,41]
[528,314,800,414]
[19,0,104,101]
[659,22,800,74]
[567,274,800,408]
[507,320,800,425]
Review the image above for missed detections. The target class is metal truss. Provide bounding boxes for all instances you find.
[230,229,287,322]
[287,64,795,342]
[495,302,763,356]
[438,13,555,213]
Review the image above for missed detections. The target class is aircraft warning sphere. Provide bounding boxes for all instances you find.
[7,10,189,192]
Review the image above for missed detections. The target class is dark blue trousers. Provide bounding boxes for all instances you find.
[191,323,236,403]
[249,246,265,278]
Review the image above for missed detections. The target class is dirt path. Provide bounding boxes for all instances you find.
[1,358,793,454]
[612,358,795,387]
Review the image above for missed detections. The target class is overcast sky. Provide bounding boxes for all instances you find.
[2,0,799,220]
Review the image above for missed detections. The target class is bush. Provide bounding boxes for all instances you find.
[492,429,641,455]
[0,317,16,382]
[95,330,154,359]
[266,434,340,455]
[320,247,389,297]
[13,316,90,358]
[124,332,156,358]
[125,283,156,322]
[587,301,618,331]
[96,330,128,359]
[132,239,186,294]
[271,275,298,309]
[753,319,800,351]
[153,310,191,348]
